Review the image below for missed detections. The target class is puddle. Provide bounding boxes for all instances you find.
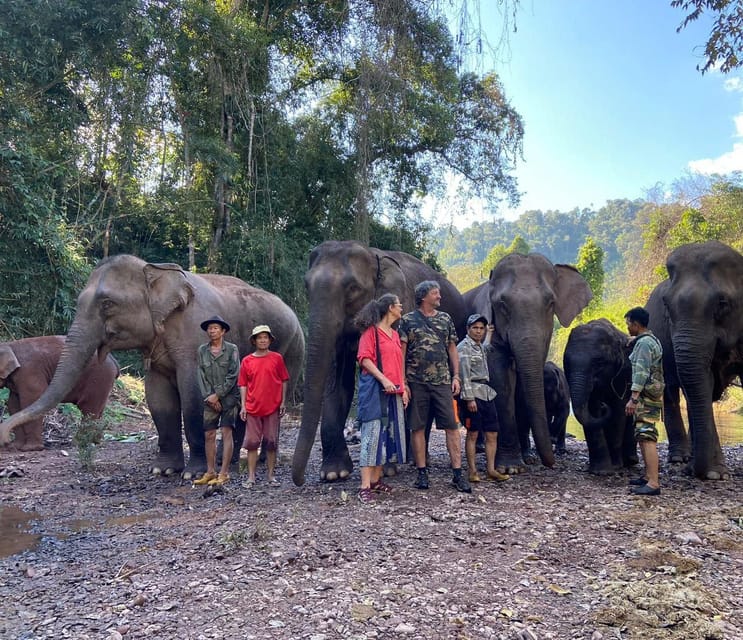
[0,506,41,558]
[0,508,163,557]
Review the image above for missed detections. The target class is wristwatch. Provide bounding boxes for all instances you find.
[630,397,639,404]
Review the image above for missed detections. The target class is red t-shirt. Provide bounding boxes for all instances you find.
[356,326,404,393]
[237,351,290,417]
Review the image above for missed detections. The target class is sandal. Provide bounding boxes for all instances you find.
[193,471,217,486]
[208,473,230,486]
[242,479,255,489]
[468,472,482,483]
[487,470,510,482]
[357,488,375,503]
[370,480,393,494]
[268,477,281,487]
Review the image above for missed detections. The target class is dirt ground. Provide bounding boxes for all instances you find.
[0,403,741,640]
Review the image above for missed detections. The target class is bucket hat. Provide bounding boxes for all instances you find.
[200,315,230,332]
[250,324,274,341]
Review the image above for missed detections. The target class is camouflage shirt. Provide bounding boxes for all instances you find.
[629,331,664,401]
[400,309,458,385]
[457,335,496,402]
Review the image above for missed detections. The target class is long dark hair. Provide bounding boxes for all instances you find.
[354,293,399,332]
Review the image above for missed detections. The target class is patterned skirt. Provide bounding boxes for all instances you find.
[359,394,406,467]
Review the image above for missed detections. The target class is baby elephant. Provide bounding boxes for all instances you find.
[0,336,119,451]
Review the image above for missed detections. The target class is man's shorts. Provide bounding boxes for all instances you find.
[407,382,457,431]
[634,395,662,442]
[459,397,499,433]
[203,402,238,431]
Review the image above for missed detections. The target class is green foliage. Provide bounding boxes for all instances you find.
[672,0,743,73]
[481,235,530,275]
[575,237,605,310]
[73,415,106,471]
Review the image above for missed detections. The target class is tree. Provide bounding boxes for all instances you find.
[576,237,605,309]
[672,0,743,73]
[481,235,530,274]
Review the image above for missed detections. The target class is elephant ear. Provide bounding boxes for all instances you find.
[143,263,195,336]
[0,346,20,380]
[371,251,407,300]
[553,264,593,327]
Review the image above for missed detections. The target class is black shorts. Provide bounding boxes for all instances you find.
[407,382,458,431]
[458,397,499,433]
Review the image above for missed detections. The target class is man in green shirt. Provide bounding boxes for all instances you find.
[624,306,664,496]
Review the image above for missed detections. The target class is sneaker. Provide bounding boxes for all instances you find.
[414,469,429,490]
[358,488,375,503]
[193,471,217,486]
[628,477,648,486]
[370,480,393,494]
[452,472,472,493]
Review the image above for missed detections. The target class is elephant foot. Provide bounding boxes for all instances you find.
[667,451,691,464]
[319,452,353,482]
[18,441,44,452]
[522,450,539,465]
[554,446,567,456]
[150,452,186,478]
[383,463,398,477]
[589,465,622,476]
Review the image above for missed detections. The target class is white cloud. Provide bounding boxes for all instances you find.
[688,111,743,175]
[723,77,743,93]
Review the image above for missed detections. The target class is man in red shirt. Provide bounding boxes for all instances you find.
[238,325,290,487]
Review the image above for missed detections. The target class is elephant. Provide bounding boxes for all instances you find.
[647,240,743,480]
[563,319,637,474]
[0,255,305,478]
[291,240,467,486]
[543,361,570,455]
[0,336,119,451]
[463,252,592,473]
[645,280,690,466]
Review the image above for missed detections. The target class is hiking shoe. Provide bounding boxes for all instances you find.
[193,471,217,486]
[358,488,375,503]
[452,473,472,493]
[414,470,429,490]
[628,476,648,486]
[371,480,393,494]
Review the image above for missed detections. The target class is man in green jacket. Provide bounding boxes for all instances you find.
[194,315,240,486]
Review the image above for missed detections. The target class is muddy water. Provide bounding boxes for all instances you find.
[0,508,161,559]
[567,409,743,445]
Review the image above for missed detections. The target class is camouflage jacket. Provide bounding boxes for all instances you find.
[400,309,458,386]
[457,335,496,401]
[629,331,664,401]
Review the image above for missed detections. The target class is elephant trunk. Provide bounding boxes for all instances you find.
[292,315,338,486]
[514,348,555,467]
[0,319,100,443]
[672,327,718,476]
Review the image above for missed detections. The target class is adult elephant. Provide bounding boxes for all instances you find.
[649,241,743,480]
[646,280,690,465]
[292,240,467,486]
[563,319,637,474]
[0,255,305,478]
[543,361,570,455]
[464,253,592,472]
[0,336,119,451]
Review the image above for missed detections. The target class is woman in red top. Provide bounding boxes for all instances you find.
[238,324,289,488]
[355,293,408,503]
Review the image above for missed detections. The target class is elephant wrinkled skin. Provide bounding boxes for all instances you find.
[463,253,592,473]
[0,255,305,478]
[292,240,467,486]
[0,336,119,451]
[563,319,637,474]
[647,241,743,480]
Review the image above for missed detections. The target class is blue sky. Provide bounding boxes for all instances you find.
[428,1,743,225]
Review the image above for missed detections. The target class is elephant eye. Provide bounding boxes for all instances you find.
[714,295,731,321]
[100,298,116,314]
